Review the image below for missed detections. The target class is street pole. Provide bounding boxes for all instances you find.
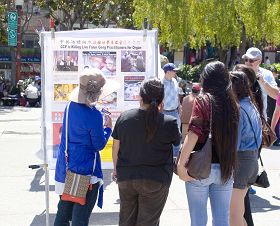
[15,3,22,82]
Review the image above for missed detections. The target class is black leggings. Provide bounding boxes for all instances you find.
[244,190,254,226]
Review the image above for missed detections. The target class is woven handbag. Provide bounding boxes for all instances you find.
[61,102,91,205]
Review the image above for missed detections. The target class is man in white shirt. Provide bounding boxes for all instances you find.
[242,47,278,119]
[25,83,40,107]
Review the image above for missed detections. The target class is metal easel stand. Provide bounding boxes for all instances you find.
[28,163,50,226]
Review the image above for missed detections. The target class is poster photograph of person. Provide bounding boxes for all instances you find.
[97,91,118,108]
[82,51,117,76]
[121,50,146,72]
[53,84,78,102]
[54,51,78,72]
[124,76,145,101]
[52,123,62,158]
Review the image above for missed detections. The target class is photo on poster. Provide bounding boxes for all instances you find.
[97,91,117,108]
[54,51,78,72]
[82,51,117,76]
[121,51,146,72]
[124,76,144,101]
[53,84,78,102]
[52,112,64,123]
[53,123,62,158]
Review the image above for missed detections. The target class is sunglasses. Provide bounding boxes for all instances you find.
[245,58,258,63]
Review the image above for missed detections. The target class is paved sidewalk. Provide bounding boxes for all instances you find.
[0,106,280,226]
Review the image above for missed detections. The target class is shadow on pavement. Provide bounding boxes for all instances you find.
[29,168,55,192]
[29,211,119,226]
[3,130,41,135]
[250,194,280,213]
[29,169,118,225]
[268,145,280,150]
[0,106,34,115]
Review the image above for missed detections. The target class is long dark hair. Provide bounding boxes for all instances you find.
[230,71,254,101]
[201,61,239,183]
[139,79,164,141]
[233,64,264,116]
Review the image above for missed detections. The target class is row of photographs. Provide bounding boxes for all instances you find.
[52,110,122,158]
[53,50,146,75]
[53,76,145,104]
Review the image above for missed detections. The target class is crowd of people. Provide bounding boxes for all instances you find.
[0,75,41,107]
[51,46,280,226]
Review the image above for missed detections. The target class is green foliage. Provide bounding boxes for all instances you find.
[37,0,105,30]
[133,0,280,54]
[37,0,134,30]
[105,0,135,28]
[272,63,280,73]
[260,63,280,77]
[176,64,193,81]
[0,0,7,45]
[177,63,204,82]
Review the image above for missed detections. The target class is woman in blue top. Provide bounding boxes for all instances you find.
[54,68,118,226]
[229,71,262,226]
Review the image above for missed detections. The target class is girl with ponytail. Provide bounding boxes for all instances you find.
[112,78,180,226]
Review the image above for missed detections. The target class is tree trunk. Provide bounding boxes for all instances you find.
[239,24,247,58]
[228,46,237,69]
[217,46,228,64]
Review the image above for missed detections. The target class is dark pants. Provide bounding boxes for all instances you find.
[244,191,254,226]
[54,183,99,226]
[118,179,169,226]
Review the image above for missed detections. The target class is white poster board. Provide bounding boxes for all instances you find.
[41,29,158,169]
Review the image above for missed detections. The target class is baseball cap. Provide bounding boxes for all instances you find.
[34,75,41,81]
[192,83,201,93]
[163,63,179,73]
[242,47,262,60]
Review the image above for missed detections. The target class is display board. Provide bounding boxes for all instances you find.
[40,28,158,169]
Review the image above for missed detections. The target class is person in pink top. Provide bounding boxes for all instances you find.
[271,92,280,134]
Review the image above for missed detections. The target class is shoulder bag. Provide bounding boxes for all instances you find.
[174,94,212,180]
[61,102,91,205]
[261,116,277,148]
[254,156,270,188]
[241,107,270,188]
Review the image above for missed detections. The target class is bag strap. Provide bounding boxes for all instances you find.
[64,101,96,176]
[206,93,212,138]
[65,102,71,168]
[240,106,264,168]
[240,106,258,147]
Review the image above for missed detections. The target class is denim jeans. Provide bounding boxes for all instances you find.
[54,183,99,226]
[163,109,181,157]
[185,164,233,226]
